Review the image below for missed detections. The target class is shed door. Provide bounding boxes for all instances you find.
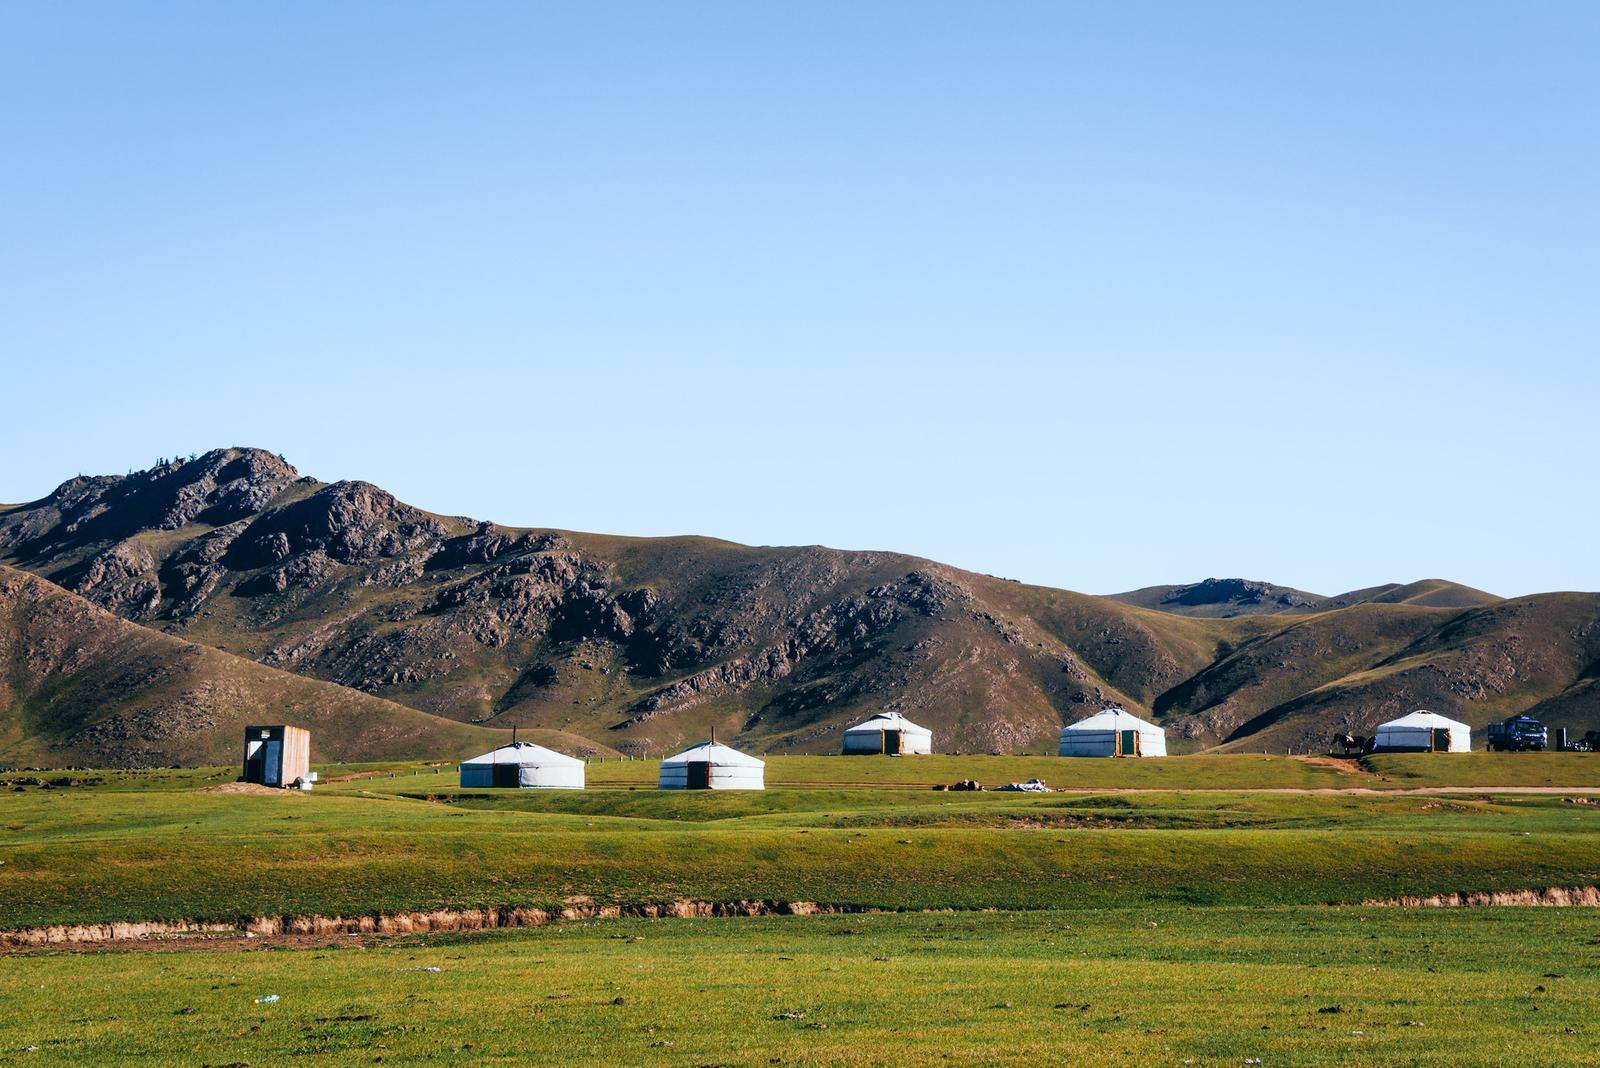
[1432,728,1450,752]
[687,761,711,789]
[244,740,266,784]
[492,763,521,788]
[261,740,282,785]
[883,730,902,755]
[1119,730,1138,757]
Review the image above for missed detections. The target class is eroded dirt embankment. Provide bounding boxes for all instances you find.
[0,899,875,949]
[7,885,1600,950]
[1362,886,1600,907]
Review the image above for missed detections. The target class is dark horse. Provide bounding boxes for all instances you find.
[1331,733,1370,756]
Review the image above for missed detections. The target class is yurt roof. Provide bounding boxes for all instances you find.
[1062,707,1163,733]
[843,711,933,737]
[1377,710,1470,731]
[661,741,765,767]
[462,741,583,767]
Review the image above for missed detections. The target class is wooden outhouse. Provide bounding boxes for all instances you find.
[242,725,311,787]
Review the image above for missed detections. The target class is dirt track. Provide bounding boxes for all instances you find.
[1047,786,1600,796]
[618,782,1600,795]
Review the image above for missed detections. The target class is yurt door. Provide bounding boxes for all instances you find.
[1119,730,1138,757]
[492,763,520,788]
[1432,727,1450,752]
[687,761,711,789]
[883,730,901,755]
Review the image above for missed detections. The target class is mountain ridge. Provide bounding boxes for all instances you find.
[1108,577,1502,618]
[2,447,1595,764]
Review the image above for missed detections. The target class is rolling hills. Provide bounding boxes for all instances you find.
[1108,576,1501,617]
[2,447,1597,763]
[0,564,515,766]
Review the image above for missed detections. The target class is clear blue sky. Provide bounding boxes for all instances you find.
[2,2,1596,597]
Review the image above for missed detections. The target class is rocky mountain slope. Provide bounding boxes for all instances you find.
[2,447,1596,763]
[0,564,518,767]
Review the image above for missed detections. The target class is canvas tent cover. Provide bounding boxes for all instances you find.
[842,711,933,754]
[1372,710,1471,753]
[659,741,765,790]
[459,742,585,789]
[1059,707,1168,757]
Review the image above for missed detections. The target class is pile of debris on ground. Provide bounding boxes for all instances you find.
[995,778,1052,793]
[932,778,1053,793]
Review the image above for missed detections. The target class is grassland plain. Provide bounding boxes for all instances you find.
[4,756,1600,1066]
[1,909,1598,1066]
[3,755,1600,931]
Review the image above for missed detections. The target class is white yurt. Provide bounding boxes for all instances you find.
[1371,710,1471,753]
[459,741,585,789]
[842,711,934,755]
[1059,707,1167,758]
[658,740,765,790]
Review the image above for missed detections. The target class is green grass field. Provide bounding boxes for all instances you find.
[4,753,1600,1065]
[3,754,1600,929]
[2,909,1597,1066]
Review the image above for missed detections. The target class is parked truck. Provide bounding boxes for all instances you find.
[1486,715,1548,752]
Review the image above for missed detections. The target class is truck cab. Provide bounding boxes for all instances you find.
[1486,715,1548,752]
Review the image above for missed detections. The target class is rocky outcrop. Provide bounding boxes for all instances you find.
[425,528,570,570]
[430,552,634,642]
[1161,578,1319,612]
[1107,577,1324,618]
[72,541,161,617]
[622,570,971,721]
[0,448,299,561]
[235,549,339,597]
[225,481,448,571]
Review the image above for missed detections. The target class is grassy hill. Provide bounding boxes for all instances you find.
[0,564,511,766]
[1110,576,1501,617]
[1319,578,1502,610]
[1,447,1596,764]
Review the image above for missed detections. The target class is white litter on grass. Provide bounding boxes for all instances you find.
[1244,1060,1262,1065]
[254,995,280,1004]
[416,966,442,973]
[995,779,1053,793]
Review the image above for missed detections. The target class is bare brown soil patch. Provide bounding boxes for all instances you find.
[1363,886,1600,907]
[0,900,874,953]
[1291,755,1369,776]
[194,782,296,796]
